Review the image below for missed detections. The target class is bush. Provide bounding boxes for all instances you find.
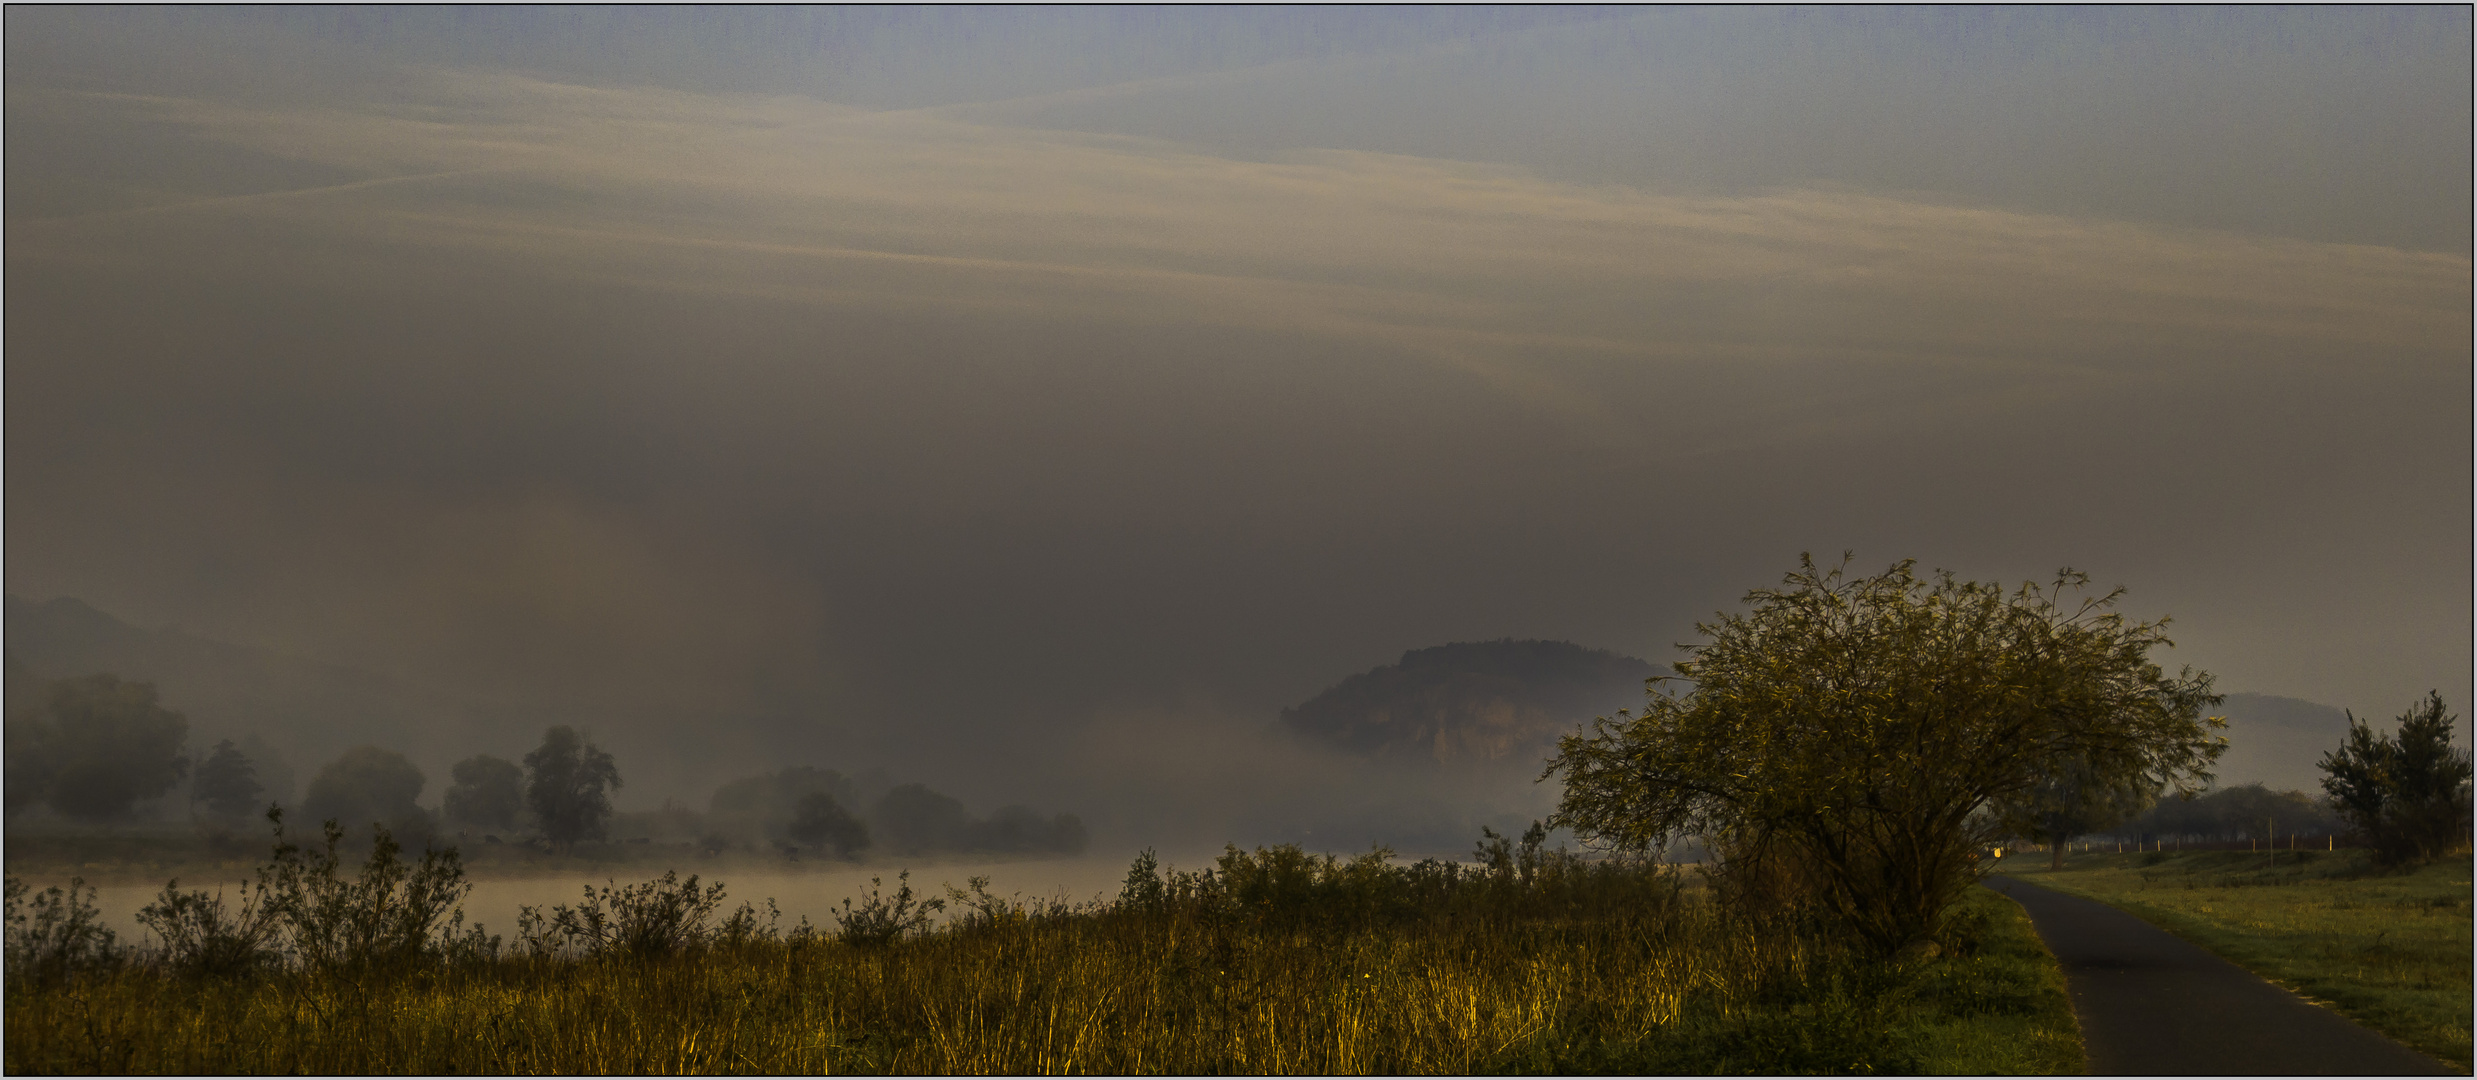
[831,871,944,947]
[263,811,476,972]
[136,877,284,979]
[2,876,121,985]
[527,871,729,959]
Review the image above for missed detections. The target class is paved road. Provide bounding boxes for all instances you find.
[1984,876,2460,1076]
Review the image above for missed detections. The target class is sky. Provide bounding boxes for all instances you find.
[6,7,2470,834]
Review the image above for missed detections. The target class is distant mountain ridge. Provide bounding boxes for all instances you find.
[1281,639,1655,767]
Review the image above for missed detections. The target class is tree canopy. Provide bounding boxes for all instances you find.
[192,738,265,820]
[525,726,620,846]
[1547,555,2224,954]
[6,674,192,822]
[301,745,431,842]
[2321,691,2473,864]
[443,754,525,834]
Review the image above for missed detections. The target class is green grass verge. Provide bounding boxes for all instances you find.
[1996,848,2471,1071]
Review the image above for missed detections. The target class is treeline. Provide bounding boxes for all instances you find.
[3,670,1083,862]
[2105,783,2344,842]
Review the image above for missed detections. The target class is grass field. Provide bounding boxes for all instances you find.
[1995,847,2471,1070]
[5,839,2084,1075]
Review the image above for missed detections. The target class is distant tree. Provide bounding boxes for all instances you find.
[708,765,855,845]
[444,754,526,834]
[1997,752,2159,870]
[301,745,432,842]
[785,791,870,858]
[11,675,193,822]
[238,734,298,811]
[871,783,972,855]
[2321,692,2474,864]
[970,805,1090,854]
[525,726,620,846]
[1549,556,2224,956]
[191,739,265,820]
[2125,783,2340,842]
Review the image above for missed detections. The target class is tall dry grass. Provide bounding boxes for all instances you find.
[6,823,2080,1074]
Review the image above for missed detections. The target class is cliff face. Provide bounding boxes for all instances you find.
[1280,639,1655,767]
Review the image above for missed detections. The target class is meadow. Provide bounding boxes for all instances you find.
[1995,847,2472,1070]
[5,825,2083,1075]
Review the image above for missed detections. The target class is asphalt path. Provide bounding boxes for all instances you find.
[1984,876,2460,1076]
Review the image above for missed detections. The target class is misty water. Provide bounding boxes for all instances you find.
[52,846,1381,945]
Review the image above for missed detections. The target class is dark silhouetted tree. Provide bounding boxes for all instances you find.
[1550,556,2224,956]
[2322,692,2474,864]
[301,745,432,843]
[443,754,525,834]
[1997,751,2159,870]
[970,805,1090,854]
[786,791,870,858]
[525,726,620,846]
[10,675,192,822]
[872,783,972,855]
[191,739,265,820]
[708,765,857,845]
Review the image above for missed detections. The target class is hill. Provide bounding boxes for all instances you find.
[1280,639,1654,767]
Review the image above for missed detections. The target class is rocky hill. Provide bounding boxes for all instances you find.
[1280,639,1655,768]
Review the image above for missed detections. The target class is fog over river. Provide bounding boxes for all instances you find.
[48,846,1481,947]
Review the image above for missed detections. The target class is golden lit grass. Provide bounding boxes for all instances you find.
[1999,848,2471,1070]
[6,882,2080,1075]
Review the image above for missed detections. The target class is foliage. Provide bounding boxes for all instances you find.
[2004,751,2162,869]
[136,873,286,980]
[0,851,2082,1076]
[785,791,870,858]
[972,803,1089,854]
[300,746,432,845]
[442,754,525,834]
[259,811,476,972]
[871,783,973,854]
[707,765,860,845]
[2121,782,2343,841]
[1550,555,2225,954]
[2321,692,2474,865]
[3,876,122,985]
[190,739,265,821]
[523,726,620,847]
[7,674,191,822]
[830,871,945,947]
[523,871,730,960]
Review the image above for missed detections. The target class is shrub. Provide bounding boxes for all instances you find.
[262,811,475,972]
[831,871,944,947]
[136,876,284,979]
[531,871,729,959]
[2,876,121,985]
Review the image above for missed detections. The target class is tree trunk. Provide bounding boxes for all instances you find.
[2050,839,2066,871]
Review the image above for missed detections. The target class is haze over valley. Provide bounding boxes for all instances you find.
[6,8,2468,889]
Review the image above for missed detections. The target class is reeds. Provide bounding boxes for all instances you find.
[6,826,2081,1074]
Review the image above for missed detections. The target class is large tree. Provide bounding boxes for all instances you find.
[10,674,192,822]
[443,754,526,834]
[2321,692,2473,864]
[301,745,432,842]
[191,739,266,820]
[1548,555,2224,955]
[524,726,620,846]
